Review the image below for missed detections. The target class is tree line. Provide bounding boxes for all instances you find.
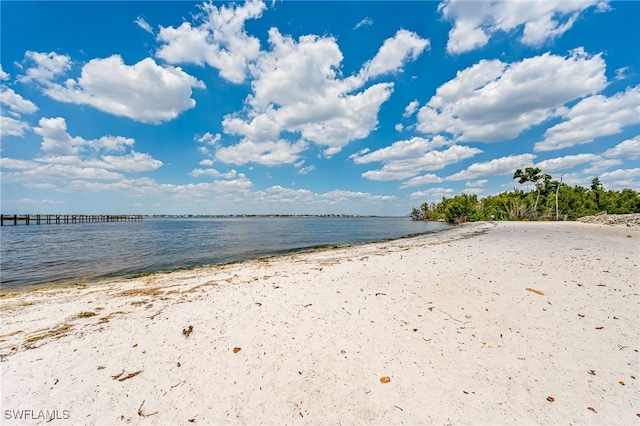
[410,167,640,223]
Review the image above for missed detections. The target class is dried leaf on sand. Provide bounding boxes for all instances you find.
[182,325,193,338]
[118,370,143,382]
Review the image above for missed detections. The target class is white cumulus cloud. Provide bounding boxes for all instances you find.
[352,136,480,181]
[400,174,444,189]
[0,86,38,139]
[359,29,429,80]
[0,88,38,115]
[403,100,420,118]
[439,0,609,54]
[534,86,640,151]
[417,48,607,143]
[535,153,601,172]
[599,168,640,190]
[602,136,640,160]
[156,0,265,83]
[43,55,205,123]
[34,117,86,155]
[409,187,454,201]
[446,153,536,181]
[19,51,72,84]
[31,116,162,172]
[217,28,428,164]
[1,116,30,137]
[215,139,308,166]
[196,132,222,145]
[465,179,488,187]
[352,136,451,164]
[0,64,9,80]
[99,151,163,172]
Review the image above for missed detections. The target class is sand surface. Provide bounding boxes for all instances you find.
[1,221,638,424]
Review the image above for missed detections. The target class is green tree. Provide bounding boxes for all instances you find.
[590,177,604,210]
[442,194,480,223]
[410,202,443,221]
[616,188,640,213]
[410,207,423,221]
[557,185,598,219]
[513,167,551,219]
[410,169,639,222]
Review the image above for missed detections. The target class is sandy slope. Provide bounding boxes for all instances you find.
[1,221,638,425]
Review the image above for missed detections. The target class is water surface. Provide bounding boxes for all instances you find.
[0,217,451,290]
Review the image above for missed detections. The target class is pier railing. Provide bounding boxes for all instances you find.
[0,214,144,226]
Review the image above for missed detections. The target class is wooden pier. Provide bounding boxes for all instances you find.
[0,214,144,226]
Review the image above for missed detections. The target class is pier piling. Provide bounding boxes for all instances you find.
[0,214,144,226]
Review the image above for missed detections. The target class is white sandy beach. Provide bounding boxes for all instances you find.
[1,221,638,425]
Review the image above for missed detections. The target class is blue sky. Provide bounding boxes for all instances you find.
[1,0,638,215]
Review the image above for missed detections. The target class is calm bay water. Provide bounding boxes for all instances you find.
[0,217,451,290]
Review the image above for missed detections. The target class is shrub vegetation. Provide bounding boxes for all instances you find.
[410,169,640,223]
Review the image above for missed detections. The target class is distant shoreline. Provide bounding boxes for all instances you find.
[0,214,406,219]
